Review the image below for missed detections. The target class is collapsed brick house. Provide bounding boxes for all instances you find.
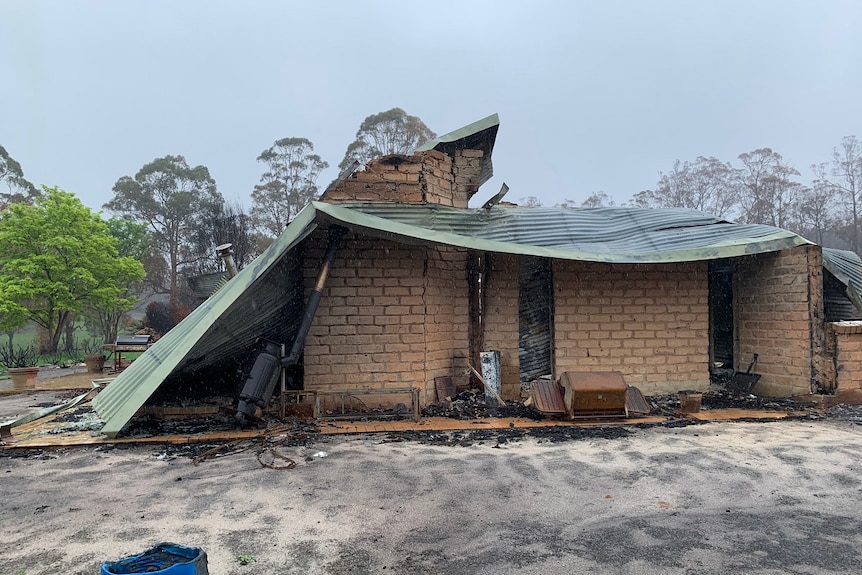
[93,114,862,436]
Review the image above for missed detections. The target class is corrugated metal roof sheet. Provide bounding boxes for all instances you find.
[315,202,810,263]
[822,248,862,315]
[93,200,828,437]
[186,271,229,300]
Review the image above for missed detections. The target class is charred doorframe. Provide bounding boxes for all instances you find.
[469,253,554,388]
[708,259,734,374]
[467,251,487,372]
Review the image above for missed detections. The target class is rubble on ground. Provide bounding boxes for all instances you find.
[382,424,633,447]
[824,402,862,422]
[647,390,814,414]
[6,381,860,457]
[421,390,545,420]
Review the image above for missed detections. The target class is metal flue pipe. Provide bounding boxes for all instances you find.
[282,225,346,367]
[216,243,239,278]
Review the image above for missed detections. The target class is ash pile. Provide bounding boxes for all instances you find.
[421,390,545,420]
[824,403,862,423]
[647,390,813,414]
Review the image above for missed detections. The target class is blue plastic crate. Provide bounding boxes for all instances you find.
[101,542,208,575]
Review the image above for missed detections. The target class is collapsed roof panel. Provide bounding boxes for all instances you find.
[93,208,318,437]
[93,201,817,437]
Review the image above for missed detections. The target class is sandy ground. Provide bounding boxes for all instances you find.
[2,419,862,575]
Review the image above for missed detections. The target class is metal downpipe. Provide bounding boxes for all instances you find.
[282,225,346,367]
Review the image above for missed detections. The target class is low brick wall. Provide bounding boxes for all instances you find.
[302,228,469,406]
[829,321,862,391]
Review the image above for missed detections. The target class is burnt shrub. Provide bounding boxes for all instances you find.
[144,301,176,335]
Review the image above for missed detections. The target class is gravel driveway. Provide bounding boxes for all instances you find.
[2,418,862,574]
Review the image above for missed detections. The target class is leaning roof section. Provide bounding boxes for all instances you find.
[92,207,318,437]
[823,248,862,313]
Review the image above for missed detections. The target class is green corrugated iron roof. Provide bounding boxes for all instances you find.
[822,248,862,314]
[316,202,811,263]
[93,200,851,437]
[416,113,499,152]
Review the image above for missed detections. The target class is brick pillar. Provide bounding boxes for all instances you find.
[734,245,824,396]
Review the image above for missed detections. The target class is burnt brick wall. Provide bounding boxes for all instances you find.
[302,228,469,406]
[323,154,427,204]
[553,260,710,395]
[734,246,824,396]
[829,322,862,390]
[482,253,521,400]
[423,246,471,397]
[323,149,480,208]
[451,150,484,206]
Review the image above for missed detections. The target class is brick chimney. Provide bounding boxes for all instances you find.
[321,148,483,209]
[321,114,498,209]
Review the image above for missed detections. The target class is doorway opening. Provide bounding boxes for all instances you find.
[708,259,734,379]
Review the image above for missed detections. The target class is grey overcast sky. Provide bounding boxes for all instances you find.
[2,0,860,212]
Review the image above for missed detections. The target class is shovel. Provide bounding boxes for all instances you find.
[728,353,760,395]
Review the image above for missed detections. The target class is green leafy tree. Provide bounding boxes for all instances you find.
[0,144,38,210]
[82,217,153,344]
[0,187,145,352]
[106,216,152,261]
[104,155,223,308]
[250,138,327,237]
[337,108,436,171]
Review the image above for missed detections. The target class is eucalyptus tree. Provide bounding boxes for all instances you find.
[337,108,436,171]
[105,155,223,308]
[813,136,862,251]
[251,138,327,236]
[0,144,38,209]
[634,157,738,218]
[735,148,802,229]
